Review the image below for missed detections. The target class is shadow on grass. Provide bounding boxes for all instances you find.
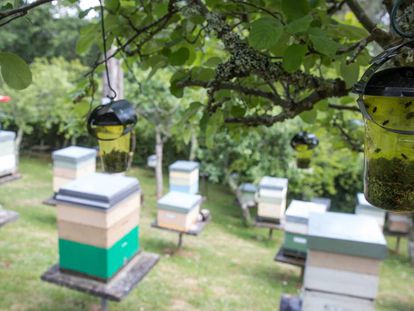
[142,236,180,255]
[250,262,302,290]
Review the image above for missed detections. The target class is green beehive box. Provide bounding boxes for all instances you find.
[59,226,139,280]
[283,232,308,255]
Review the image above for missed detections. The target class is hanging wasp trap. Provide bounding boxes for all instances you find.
[87,100,137,173]
[353,40,414,212]
[290,131,319,169]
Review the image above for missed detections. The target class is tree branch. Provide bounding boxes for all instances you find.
[329,104,360,112]
[345,0,394,48]
[0,0,53,23]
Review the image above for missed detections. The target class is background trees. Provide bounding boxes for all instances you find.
[0,0,407,210]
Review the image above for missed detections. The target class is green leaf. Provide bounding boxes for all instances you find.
[73,100,91,116]
[282,0,310,20]
[192,67,215,81]
[182,101,203,121]
[285,15,313,34]
[105,0,119,12]
[340,61,359,88]
[310,34,340,57]
[0,52,32,90]
[299,108,317,123]
[206,111,224,148]
[76,23,98,55]
[249,17,283,50]
[168,47,190,66]
[204,57,222,67]
[282,44,307,73]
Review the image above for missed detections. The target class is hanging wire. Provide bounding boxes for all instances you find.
[98,0,117,100]
[391,0,414,39]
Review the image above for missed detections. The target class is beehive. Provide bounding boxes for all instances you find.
[387,212,412,233]
[157,191,202,231]
[304,212,387,300]
[0,130,16,177]
[257,176,288,222]
[52,146,96,192]
[355,193,386,228]
[169,161,199,194]
[238,183,257,206]
[55,173,141,281]
[283,200,328,256]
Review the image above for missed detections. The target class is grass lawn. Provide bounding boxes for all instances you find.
[0,157,413,311]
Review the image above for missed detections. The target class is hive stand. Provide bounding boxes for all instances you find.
[151,215,211,249]
[0,209,19,228]
[41,251,160,311]
[0,172,21,186]
[274,247,306,281]
[254,216,284,240]
[383,228,407,254]
[279,294,302,311]
[42,195,58,207]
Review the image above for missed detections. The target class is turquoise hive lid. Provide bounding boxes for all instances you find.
[55,173,140,210]
[169,161,199,172]
[259,176,288,191]
[158,191,202,213]
[285,200,328,225]
[0,130,15,142]
[308,212,387,259]
[52,146,97,164]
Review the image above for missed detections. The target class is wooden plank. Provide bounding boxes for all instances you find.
[279,294,302,311]
[304,266,379,299]
[274,247,306,267]
[41,251,159,302]
[0,172,21,185]
[151,215,211,236]
[0,210,19,228]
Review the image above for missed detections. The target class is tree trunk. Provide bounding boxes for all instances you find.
[15,128,23,168]
[189,128,198,161]
[155,127,164,199]
[102,46,124,100]
[71,136,77,146]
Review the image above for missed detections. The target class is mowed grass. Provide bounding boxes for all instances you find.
[0,157,413,311]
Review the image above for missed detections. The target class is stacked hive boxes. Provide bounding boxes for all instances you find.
[355,192,386,228]
[303,212,387,311]
[0,130,16,177]
[238,183,257,206]
[169,161,199,194]
[387,212,412,234]
[257,176,288,222]
[283,200,328,257]
[52,146,97,193]
[147,155,156,168]
[157,192,202,231]
[55,173,141,281]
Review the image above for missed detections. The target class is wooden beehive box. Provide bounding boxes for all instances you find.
[169,161,199,194]
[305,212,387,300]
[52,146,97,192]
[157,191,202,231]
[238,183,257,206]
[55,173,141,281]
[283,200,328,256]
[387,212,412,233]
[302,290,375,311]
[355,193,386,228]
[0,131,16,177]
[147,154,156,168]
[257,176,288,221]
